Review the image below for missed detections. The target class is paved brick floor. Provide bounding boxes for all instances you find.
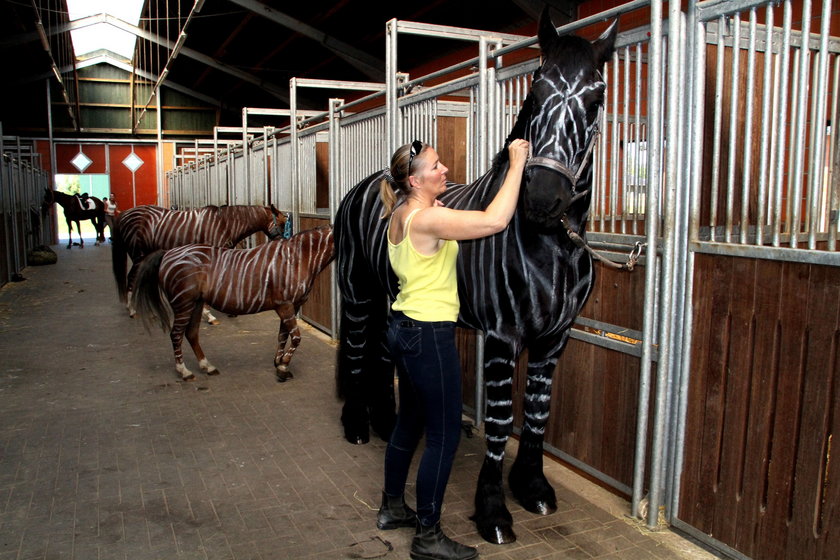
[0,244,721,560]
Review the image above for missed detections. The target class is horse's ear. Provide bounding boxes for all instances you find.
[270,203,279,215]
[592,19,619,67]
[538,6,560,54]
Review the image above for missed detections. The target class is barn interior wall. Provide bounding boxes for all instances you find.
[34,141,160,243]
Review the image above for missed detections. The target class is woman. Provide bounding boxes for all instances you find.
[377,138,529,560]
[103,194,118,241]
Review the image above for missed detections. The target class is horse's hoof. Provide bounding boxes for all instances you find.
[206,369,220,376]
[527,500,557,516]
[343,429,369,445]
[182,374,196,382]
[478,524,516,545]
[209,320,220,326]
[276,370,293,382]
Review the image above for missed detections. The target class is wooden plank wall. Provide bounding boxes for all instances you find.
[680,254,840,559]
[298,215,333,333]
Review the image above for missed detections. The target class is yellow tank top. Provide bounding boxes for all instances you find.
[388,208,459,322]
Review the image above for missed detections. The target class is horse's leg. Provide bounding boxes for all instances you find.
[126,262,141,317]
[170,299,200,381]
[472,332,518,544]
[273,303,298,382]
[339,296,395,444]
[184,300,219,376]
[65,218,73,249]
[202,305,220,325]
[508,341,565,516]
[76,220,84,248]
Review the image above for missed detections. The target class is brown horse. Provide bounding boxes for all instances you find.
[131,225,334,382]
[111,204,287,316]
[42,189,106,249]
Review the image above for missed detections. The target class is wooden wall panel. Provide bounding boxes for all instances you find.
[54,143,107,174]
[298,216,333,333]
[681,254,840,560]
[108,144,158,209]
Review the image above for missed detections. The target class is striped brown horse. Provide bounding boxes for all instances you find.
[131,225,334,382]
[112,204,287,315]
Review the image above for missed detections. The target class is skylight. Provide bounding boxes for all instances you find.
[66,0,145,60]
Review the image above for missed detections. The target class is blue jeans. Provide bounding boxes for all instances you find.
[384,310,463,527]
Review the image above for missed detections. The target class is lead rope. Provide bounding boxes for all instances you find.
[561,216,646,271]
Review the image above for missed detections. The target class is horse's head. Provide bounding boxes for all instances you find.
[41,188,54,214]
[518,10,617,232]
[264,204,288,239]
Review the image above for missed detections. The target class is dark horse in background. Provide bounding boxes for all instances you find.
[42,189,106,249]
[111,204,287,316]
[335,10,617,544]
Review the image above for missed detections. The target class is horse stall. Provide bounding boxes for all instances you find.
[0,133,52,288]
[161,1,839,558]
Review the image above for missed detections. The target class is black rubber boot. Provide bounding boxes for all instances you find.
[410,523,478,560]
[376,492,417,530]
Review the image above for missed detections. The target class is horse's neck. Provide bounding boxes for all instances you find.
[220,207,265,243]
[442,165,504,210]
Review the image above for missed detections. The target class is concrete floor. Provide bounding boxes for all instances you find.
[0,242,721,560]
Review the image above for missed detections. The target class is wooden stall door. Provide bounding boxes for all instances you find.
[680,255,840,560]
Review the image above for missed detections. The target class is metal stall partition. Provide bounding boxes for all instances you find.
[672,0,840,558]
[289,79,388,336]
[269,136,293,217]
[1,132,52,288]
[288,106,331,333]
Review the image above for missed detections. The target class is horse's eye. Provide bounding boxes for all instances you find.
[586,99,602,121]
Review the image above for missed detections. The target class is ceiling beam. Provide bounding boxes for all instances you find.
[226,0,385,82]
[4,13,291,105]
[19,55,227,110]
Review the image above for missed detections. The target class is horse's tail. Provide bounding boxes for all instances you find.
[111,217,129,302]
[131,250,172,332]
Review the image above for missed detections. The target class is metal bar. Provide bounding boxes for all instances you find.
[633,0,664,522]
[395,19,529,44]
[674,0,708,524]
[789,0,813,247]
[772,2,793,247]
[724,12,741,243]
[739,9,757,245]
[755,4,774,246]
[709,16,725,242]
[807,0,832,248]
[647,4,685,528]
[830,57,840,251]
[692,240,840,265]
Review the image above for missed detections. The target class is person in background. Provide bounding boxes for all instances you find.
[376,137,529,560]
[103,194,118,241]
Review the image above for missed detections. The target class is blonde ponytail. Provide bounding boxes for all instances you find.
[380,177,398,218]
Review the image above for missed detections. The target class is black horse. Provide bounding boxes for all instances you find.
[42,189,106,249]
[335,10,617,544]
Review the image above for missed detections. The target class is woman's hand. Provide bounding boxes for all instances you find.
[508,138,529,168]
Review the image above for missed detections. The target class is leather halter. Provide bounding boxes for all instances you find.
[521,115,644,272]
[524,126,600,195]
